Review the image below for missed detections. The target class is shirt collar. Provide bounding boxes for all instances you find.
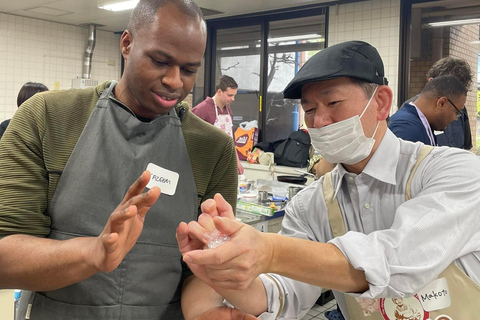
[333,129,400,196]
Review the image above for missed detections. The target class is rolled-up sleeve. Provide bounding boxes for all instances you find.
[330,148,480,298]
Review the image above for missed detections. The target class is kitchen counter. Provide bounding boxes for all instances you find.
[241,161,315,186]
[236,200,286,233]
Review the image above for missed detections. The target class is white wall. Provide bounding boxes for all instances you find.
[328,0,401,112]
[0,13,122,122]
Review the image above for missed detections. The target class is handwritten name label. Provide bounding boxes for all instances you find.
[151,175,171,185]
[418,278,451,312]
[145,163,179,196]
[420,289,448,302]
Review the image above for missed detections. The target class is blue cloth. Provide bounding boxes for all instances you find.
[325,309,345,320]
[400,96,472,149]
[389,102,435,145]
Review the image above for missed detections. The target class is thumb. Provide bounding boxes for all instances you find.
[213,216,243,237]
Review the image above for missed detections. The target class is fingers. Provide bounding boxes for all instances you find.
[135,187,161,217]
[200,194,235,220]
[198,213,215,232]
[186,219,211,247]
[182,217,244,265]
[200,199,217,217]
[121,171,151,204]
[213,216,242,237]
[176,222,190,250]
[176,221,211,256]
[121,185,161,219]
[183,238,237,266]
[108,205,137,232]
[213,194,235,219]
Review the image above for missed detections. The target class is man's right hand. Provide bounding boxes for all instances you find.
[90,170,161,272]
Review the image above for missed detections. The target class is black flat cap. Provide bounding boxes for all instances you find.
[283,41,388,99]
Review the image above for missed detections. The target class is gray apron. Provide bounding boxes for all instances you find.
[18,82,198,319]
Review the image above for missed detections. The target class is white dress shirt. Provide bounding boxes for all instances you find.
[258,129,480,320]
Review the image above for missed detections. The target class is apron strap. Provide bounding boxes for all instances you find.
[323,172,346,238]
[405,145,434,201]
[323,145,434,237]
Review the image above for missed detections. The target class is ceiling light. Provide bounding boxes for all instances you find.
[426,18,480,28]
[98,0,139,11]
[268,34,322,43]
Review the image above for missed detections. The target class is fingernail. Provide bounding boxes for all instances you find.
[183,255,192,263]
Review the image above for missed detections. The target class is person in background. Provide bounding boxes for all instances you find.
[402,57,473,149]
[192,75,244,174]
[0,82,48,139]
[0,1,243,319]
[389,75,467,145]
[178,40,480,320]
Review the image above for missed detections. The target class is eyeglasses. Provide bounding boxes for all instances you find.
[446,98,463,119]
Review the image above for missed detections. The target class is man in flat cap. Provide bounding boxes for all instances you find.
[179,41,480,320]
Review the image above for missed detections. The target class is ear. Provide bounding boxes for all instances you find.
[375,85,393,121]
[435,96,446,111]
[216,88,222,96]
[120,30,133,61]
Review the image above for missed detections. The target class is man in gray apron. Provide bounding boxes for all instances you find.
[0,1,245,319]
[179,41,480,319]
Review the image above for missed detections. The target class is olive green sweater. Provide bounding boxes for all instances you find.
[0,81,238,237]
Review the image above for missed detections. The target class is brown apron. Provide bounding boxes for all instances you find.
[323,145,480,320]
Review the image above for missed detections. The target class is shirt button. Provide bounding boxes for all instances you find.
[364,203,370,209]
[348,177,354,182]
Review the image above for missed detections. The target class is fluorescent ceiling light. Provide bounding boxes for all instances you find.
[470,40,480,44]
[268,34,322,43]
[220,45,250,51]
[98,0,139,11]
[427,18,480,28]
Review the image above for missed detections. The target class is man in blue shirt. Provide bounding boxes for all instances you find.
[399,57,473,149]
[389,76,467,145]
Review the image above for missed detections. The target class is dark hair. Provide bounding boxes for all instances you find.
[216,75,238,91]
[127,0,204,36]
[426,57,473,89]
[421,75,467,99]
[17,82,48,108]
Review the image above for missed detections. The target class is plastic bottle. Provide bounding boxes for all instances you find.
[291,104,299,133]
[238,174,247,194]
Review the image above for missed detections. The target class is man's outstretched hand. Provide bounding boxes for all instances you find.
[91,170,161,272]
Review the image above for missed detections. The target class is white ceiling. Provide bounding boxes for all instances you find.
[0,0,342,33]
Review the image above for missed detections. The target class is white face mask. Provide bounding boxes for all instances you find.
[308,88,379,165]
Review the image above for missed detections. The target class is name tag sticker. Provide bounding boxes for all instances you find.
[418,277,451,312]
[145,163,179,196]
